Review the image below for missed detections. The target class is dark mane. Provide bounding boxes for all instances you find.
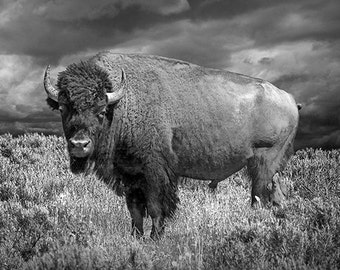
[57,61,112,111]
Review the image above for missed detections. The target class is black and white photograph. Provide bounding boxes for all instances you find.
[0,0,339,269]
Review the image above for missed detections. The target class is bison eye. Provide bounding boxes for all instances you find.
[58,104,68,115]
[59,104,67,112]
[97,109,106,120]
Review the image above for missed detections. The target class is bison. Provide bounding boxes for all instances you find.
[43,52,300,239]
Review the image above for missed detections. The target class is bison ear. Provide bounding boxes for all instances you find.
[46,97,59,111]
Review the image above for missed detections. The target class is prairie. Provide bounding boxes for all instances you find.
[0,133,339,269]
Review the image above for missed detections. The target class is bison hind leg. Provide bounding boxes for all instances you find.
[208,179,222,191]
[247,153,283,207]
[248,131,295,207]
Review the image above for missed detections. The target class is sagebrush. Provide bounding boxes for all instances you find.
[0,133,339,269]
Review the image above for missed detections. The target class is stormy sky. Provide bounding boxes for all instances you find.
[0,0,339,149]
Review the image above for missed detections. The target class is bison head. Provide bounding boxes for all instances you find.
[44,61,126,173]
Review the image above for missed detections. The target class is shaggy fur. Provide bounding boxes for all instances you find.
[57,61,111,112]
[46,52,300,238]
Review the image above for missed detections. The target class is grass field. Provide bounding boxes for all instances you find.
[0,133,339,269]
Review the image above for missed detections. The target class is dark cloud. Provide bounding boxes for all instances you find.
[1,0,339,65]
[248,1,340,46]
[187,0,277,20]
[273,74,311,92]
[0,121,63,137]
[15,104,34,114]
[0,108,21,123]
[0,108,61,136]
[275,70,340,149]
[21,108,61,124]
[0,0,188,64]
[141,21,236,68]
[187,0,340,46]
[296,118,340,150]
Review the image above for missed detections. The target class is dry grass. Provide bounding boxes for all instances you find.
[0,133,339,269]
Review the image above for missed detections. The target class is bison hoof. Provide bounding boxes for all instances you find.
[150,228,165,241]
[208,181,218,191]
[251,195,263,208]
[131,229,144,239]
[270,175,287,207]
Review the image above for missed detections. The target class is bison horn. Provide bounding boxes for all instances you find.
[43,65,59,102]
[106,69,126,105]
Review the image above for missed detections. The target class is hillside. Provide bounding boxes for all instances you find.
[0,133,339,269]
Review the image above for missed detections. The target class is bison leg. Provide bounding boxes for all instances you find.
[247,153,277,206]
[148,183,179,240]
[208,180,220,191]
[126,188,146,238]
[150,215,165,240]
[248,137,294,206]
[145,176,179,240]
[147,193,165,240]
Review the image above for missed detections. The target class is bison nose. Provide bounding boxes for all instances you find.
[69,137,93,158]
[69,138,91,148]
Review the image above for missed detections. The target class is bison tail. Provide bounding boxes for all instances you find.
[297,103,302,110]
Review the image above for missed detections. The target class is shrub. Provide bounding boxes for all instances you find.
[0,133,339,269]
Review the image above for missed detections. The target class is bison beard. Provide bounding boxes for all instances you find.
[69,156,89,174]
[117,170,179,238]
[112,143,180,239]
[43,52,300,240]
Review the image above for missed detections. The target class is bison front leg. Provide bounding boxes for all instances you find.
[147,186,179,240]
[151,215,165,240]
[144,169,179,240]
[146,190,165,240]
[126,188,146,238]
